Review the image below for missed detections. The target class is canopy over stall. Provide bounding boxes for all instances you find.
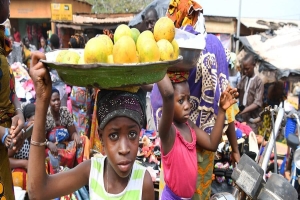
[239,27,300,80]
[128,0,169,27]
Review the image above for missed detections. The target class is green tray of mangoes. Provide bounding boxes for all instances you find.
[41,49,182,89]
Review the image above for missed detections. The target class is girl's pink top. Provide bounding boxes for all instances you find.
[161,122,197,198]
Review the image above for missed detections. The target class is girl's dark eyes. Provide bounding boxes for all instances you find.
[109,133,118,140]
[178,99,183,104]
[108,131,138,140]
[128,131,137,139]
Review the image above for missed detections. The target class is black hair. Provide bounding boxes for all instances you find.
[51,87,60,96]
[50,34,60,49]
[142,7,158,21]
[0,0,9,24]
[23,103,36,120]
[267,81,286,106]
[242,52,258,65]
[22,36,29,43]
[69,38,77,48]
[69,34,85,48]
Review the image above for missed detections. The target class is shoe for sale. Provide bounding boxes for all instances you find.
[140,129,157,140]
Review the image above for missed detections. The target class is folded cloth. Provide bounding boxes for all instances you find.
[226,103,239,124]
[167,71,190,83]
[234,121,252,136]
[180,25,200,35]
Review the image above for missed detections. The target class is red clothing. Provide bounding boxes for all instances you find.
[161,122,197,198]
[14,31,21,43]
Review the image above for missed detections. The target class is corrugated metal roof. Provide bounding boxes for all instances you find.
[75,0,93,6]
[72,14,134,24]
[240,18,300,30]
[53,14,134,24]
[239,27,300,79]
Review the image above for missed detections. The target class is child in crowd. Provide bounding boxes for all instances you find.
[27,52,154,199]
[157,74,238,199]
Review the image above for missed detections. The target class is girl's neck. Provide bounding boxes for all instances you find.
[104,159,131,194]
[173,120,187,128]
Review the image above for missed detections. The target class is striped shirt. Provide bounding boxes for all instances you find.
[89,156,146,199]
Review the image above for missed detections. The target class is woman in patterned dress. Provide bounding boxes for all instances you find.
[45,88,89,174]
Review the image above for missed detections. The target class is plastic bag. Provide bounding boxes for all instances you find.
[174,28,206,50]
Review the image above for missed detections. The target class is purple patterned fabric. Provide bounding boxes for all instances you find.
[188,34,229,133]
[150,34,229,133]
[181,25,200,35]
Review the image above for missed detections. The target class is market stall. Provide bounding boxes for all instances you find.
[238,26,300,108]
[238,27,300,79]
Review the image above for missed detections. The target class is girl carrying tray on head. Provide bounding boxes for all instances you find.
[27,52,154,200]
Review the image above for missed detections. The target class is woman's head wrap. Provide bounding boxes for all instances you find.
[167,71,190,83]
[23,103,35,119]
[167,0,202,28]
[68,34,85,48]
[97,89,146,129]
[167,0,206,35]
[50,34,60,49]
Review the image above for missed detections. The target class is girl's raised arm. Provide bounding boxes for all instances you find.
[191,108,226,152]
[27,52,89,199]
[192,87,238,151]
[157,75,175,149]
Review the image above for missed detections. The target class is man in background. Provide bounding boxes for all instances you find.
[142,7,158,32]
[237,52,264,134]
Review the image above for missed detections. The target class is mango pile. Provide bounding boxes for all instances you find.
[55,17,179,64]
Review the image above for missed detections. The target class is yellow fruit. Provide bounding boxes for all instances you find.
[62,51,80,64]
[138,38,160,63]
[171,39,179,59]
[0,182,3,194]
[114,24,132,43]
[153,17,175,42]
[84,36,113,63]
[113,36,138,64]
[97,34,114,47]
[130,28,140,43]
[156,39,174,61]
[78,55,85,64]
[107,55,114,64]
[136,51,139,62]
[136,30,155,52]
[56,50,69,63]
